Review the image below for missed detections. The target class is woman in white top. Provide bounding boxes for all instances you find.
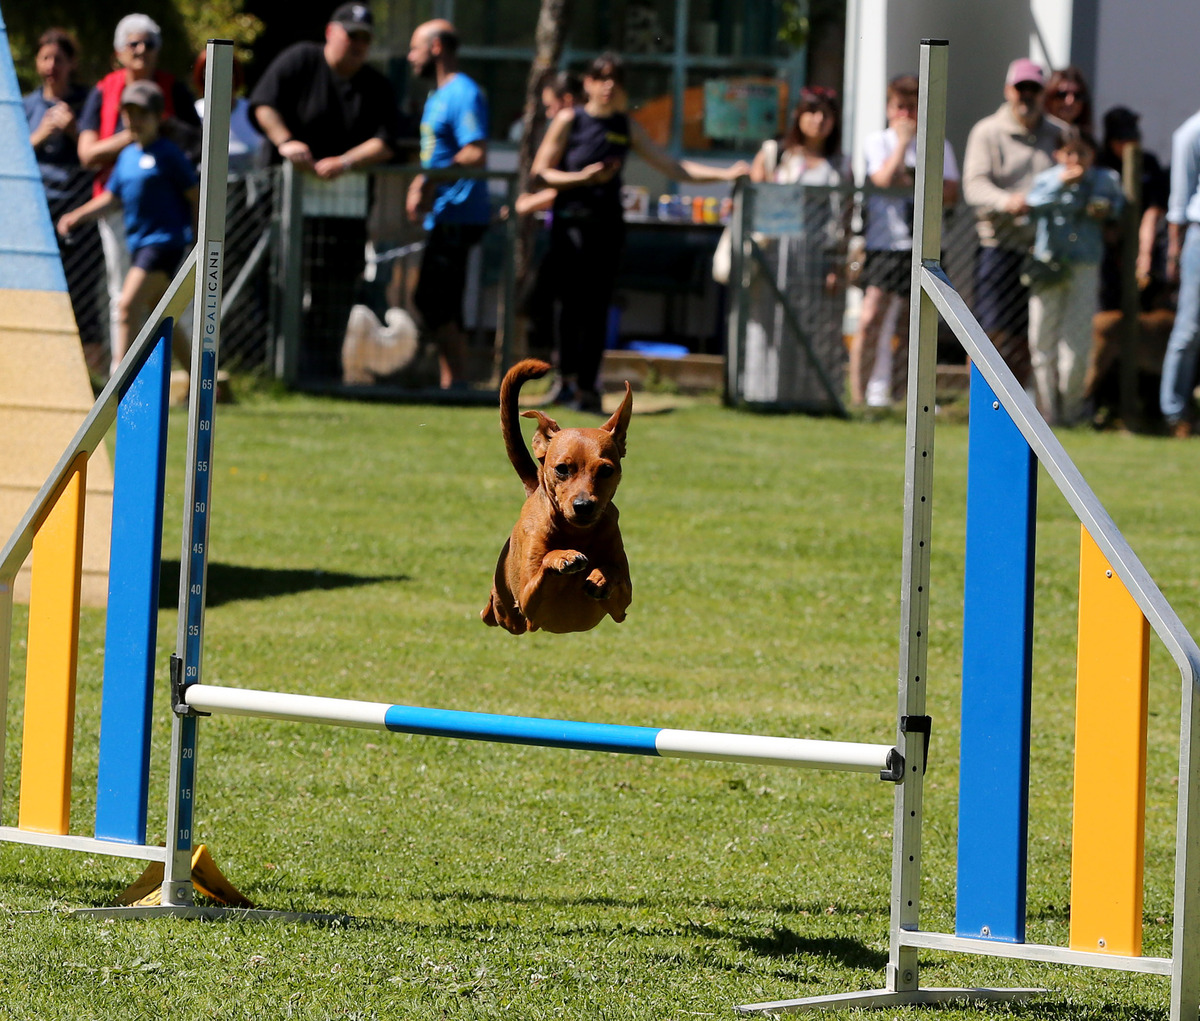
[743,87,849,407]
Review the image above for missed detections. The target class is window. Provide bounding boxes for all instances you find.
[393,0,814,154]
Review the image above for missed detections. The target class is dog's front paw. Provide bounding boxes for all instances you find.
[545,550,588,574]
[583,568,609,600]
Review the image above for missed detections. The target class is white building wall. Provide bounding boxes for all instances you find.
[845,0,1044,171]
[1093,0,1200,161]
[841,0,1200,180]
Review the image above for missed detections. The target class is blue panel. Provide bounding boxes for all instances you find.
[955,366,1037,943]
[95,323,173,844]
[0,19,67,293]
[0,253,68,293]
[383,704,661,756]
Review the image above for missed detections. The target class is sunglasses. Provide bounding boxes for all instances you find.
[801,85,838,103]
[1053,88,1082,99]
[1015,83,1043,96]
[125,38,159,51]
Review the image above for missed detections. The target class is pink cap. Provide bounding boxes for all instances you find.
[1005,58,1045,87]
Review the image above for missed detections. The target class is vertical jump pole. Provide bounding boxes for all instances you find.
[162,39,233,907]
[886,36,946,997]
[734,41,946,1015]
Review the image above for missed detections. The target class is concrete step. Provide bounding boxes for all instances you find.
[600,350,723,393]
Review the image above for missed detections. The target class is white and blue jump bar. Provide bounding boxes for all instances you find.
[183,685,903,778]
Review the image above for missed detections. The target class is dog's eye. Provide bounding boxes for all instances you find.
[553,463,572,479]
[596,463,616,479]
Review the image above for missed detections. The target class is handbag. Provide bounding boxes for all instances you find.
[1020,176,1095,290]
[712,140,778,285]
[1019,253,1069,290]
[711,221,734,285]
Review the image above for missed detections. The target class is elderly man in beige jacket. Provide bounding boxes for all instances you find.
[963,57,1066,385]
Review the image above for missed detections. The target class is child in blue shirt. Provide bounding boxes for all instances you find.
[57,79,198,377]
[1024,127,1124,425]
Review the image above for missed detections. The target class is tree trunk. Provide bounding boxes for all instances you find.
[494,0,572,371]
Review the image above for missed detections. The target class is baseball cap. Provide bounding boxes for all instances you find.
[1104,106,1141,141]
[120,79,165,114]
[1005,58,1045,88]
[331,3,373,33]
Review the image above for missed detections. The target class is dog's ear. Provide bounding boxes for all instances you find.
[600,381,633,457]
[521,409,560,462]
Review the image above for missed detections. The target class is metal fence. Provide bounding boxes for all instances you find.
[46,165,275,379]
[47,158,1162,415]
[270,162,519,393]
[725,174,1166,418]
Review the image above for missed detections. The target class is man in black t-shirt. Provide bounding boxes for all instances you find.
[249,2,402,381]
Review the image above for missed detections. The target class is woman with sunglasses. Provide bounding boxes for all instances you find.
[742,87,850,405]
[75,14,199,377]
[1043,66,1094,135]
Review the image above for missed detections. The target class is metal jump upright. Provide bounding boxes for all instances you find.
[739,38,1200,1020]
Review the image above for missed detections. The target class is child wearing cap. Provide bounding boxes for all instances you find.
[58,79,198,377]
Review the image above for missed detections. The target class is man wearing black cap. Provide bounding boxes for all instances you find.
[249,3,402,379]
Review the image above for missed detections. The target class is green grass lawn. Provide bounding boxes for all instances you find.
[2,386,1199,1019]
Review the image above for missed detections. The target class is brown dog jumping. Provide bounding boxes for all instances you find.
[482,359,633,634]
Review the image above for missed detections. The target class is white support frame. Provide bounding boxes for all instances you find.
[737,38,1200,1019]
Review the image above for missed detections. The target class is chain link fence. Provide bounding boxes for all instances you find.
[46,158,1164,418]
[46,165,276,380]
[269,162,519,394]
[725,176,1167,419]
[50,162,519,392]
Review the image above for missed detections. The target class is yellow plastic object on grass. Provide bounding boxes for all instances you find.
[113,845,254,908]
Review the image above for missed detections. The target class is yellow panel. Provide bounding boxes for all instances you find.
[0,289,76,332]
[1069,528,1149,955]
[0,289,113,610]
[18,455,87,835]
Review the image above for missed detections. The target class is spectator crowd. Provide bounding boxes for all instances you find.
[21,8,1195,433]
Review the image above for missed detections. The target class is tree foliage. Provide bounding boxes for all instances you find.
[7,0,261,91]
[778,0,844,51]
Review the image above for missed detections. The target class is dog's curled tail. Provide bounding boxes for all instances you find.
[500,358,551,494]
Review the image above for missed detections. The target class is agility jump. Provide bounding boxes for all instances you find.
[3,36,1200,1020]
[0,37,904,874]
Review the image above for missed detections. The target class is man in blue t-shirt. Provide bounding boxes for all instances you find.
[406,19,489,389]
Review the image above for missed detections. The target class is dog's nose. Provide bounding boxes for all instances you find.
[572,496,598,519]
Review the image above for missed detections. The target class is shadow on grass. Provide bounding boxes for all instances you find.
[424,887,889,919]
[157,560,408,609]
[738,926,887,970]
[1001,1003,1165,1021]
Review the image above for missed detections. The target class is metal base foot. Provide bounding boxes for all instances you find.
[735,986,1046,1015]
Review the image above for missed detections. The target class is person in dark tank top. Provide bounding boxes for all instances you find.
[531,52,750,413]
[553,101,629,221]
